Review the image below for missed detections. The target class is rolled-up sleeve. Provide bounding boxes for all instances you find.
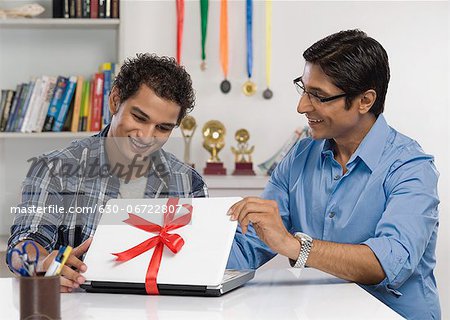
[362,156,439,295]
[227,143,296,269]
[8,157,63,253]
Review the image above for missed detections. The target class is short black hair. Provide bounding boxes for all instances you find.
[113,53,195,125]
[303,29,390,116]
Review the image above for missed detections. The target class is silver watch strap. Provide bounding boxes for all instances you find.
[289,232,313,268]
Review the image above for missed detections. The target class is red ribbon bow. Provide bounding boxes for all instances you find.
[112,198,193,294]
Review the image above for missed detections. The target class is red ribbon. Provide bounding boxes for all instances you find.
[112,198,193,294]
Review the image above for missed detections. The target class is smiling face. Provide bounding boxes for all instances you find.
[106,84,180,166]
[296,62,376,145]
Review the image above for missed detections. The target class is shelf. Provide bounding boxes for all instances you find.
[0,132,94,138]
[0,18,120,29]
[203,175,269,189]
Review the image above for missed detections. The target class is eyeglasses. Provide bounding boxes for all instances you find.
[293,76,347,104]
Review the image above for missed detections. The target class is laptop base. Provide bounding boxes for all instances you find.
[81,270,255,297]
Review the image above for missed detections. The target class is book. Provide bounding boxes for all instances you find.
[76,0,83,18]
[70,76,84,132]
[35,77,57,132]
[69,0,76,18]
[90,73,104,131]
[90,0,98,18]
[19,77,42,132]
[5,83,26,132]
[53,76,78,132]
[78,80,89,131]
[86,77,95,131]
[0,90,16,132]
[52,0,64,18]
[0,90,8,123]
[64,0,70,18]
[111,0,119,18]
[82,0,91,18]
[43,76,69,131]
[22,76,48,133]
[105,0,111,18]
[98,0,106,18]
[100,62,112,129]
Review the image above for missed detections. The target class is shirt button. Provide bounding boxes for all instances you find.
[334,175,341,180]
[329,212,335,218]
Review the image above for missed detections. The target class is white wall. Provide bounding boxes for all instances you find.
[120,0,449,316]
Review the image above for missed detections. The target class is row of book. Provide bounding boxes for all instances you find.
[53,0,119,19]
[0,62,117,133]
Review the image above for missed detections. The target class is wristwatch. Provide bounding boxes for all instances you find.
[289,232,313,269]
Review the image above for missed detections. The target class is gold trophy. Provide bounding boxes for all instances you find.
[231,129,256,175]
[180,115,197,168]
[202,120,227,175]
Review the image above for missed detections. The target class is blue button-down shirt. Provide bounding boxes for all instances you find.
[228,115,440,319]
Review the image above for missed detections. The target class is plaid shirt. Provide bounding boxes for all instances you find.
[8,125,208,253]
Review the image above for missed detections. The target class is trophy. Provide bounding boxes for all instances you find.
[231,129,256,175]
[180,115,197,167]
[202,120,227,175]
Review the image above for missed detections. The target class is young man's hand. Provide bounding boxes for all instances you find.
[40,238,92,293]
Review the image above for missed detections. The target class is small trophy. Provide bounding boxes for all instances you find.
[180,115,197,168]
[231,129,256,175]
[202,120,227,175]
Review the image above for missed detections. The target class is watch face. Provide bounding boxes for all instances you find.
[296,232,312,242]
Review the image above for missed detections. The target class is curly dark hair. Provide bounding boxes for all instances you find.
[303,29,390,117]
[112,53,195,125]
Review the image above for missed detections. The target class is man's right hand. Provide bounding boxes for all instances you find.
[40,238,92,293]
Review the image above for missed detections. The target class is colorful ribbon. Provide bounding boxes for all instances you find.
[112,198,193,294]
[246,0,253,79]
[176,0,185,64]
[200,0,209,68]
[265,0,272,88]
[220,0,229,78]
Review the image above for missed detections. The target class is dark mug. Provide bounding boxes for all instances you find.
[19,275,60,320]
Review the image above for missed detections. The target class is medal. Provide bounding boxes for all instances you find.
[220,79,231,94]
[243,80,257,96]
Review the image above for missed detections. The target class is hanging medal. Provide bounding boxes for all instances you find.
[242,0,256,96]
[176,0,185,64]
[219,0,231,93]
[200,0,209,70]
[262,0,273,99]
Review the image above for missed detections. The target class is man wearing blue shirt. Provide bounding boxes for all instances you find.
[227,29,440,319]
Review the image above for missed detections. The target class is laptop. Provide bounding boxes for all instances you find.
[81,197,255,296]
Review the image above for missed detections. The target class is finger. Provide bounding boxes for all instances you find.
[228,197,260,217]
[232,198,275,221]
[60,275,78,290]
[72,237,93,257]
[230,197,258,221]
[65,254,87,273]
[60,264,86,285]
[236,201,275,226]
[241,212,265,234]
[60,285,72,293]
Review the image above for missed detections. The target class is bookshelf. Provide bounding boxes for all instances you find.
[0,15,120,135]
[0,6,122,235]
